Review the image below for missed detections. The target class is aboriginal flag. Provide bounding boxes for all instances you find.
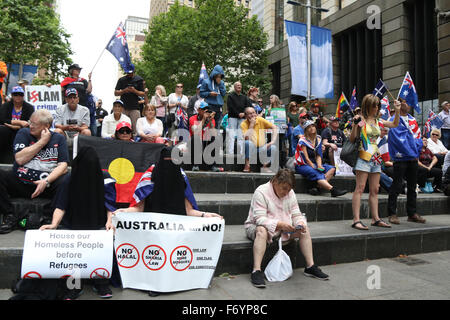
[77,136,165,205]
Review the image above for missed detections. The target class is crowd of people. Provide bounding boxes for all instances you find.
[1,60,450,299]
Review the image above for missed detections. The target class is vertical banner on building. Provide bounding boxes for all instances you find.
[113,212,225,293]
[285,20,334,99]
[25,85,63,119]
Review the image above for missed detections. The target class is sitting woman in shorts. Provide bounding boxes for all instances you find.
[294,120,347,197]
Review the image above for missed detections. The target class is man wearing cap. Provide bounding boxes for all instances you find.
[54,88,91,140]
[291,112,309,155]
[60,64,92,107]
[226,81,250,155]
[188,101,223,172]
[0,86,35,156]
[321,116,346,166]
[114,64,145,135]
[101,100,131,139]
[0,109,68,234]
[307,102,329,135]
[17,79,29,90]
[438,101,450,150]
[200,65,226,129]
[0,60,7,105]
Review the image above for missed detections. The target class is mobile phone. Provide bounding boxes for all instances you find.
[286,225,304,234]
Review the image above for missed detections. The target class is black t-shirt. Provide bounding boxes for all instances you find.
[13,128,69,184]
[63,79,89,106]
[321,127,346,148]
[115,75,144,110]
[95,107,108,120]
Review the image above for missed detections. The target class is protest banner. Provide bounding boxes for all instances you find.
[21,230,114,279]
[334,148,355,176]
[25,85,63,120]
[113,212,225,292]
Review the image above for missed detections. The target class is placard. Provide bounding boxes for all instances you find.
[334,147,355,176]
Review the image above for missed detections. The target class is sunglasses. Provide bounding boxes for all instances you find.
[118,129,132,134]
[431,134,439,136]
[176,85,183,88]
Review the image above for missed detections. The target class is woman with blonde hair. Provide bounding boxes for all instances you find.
[136,104,165,144]
[150,85,168,134]
[349,94,401,230]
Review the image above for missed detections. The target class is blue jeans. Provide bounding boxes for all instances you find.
[244,140,276,165]
[379,172,393,192]
[441,129,450,150]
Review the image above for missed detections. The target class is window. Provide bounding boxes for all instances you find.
[275,0,284,45]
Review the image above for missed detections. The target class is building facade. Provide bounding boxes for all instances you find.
[263,0,449,120]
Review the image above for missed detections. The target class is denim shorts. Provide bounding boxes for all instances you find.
[354,157,381,173]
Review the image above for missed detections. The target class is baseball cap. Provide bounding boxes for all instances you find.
[302,120,315,130]
[11,86,25,95]
[299,112,308,118]
[115,121,132,132]
[441,101,449,108]
[65,88,78,97]
[17,79,29,85]
[113,99,124,106]
[329,116,339,122]
[125,64,135,74]
[199,101,209,109]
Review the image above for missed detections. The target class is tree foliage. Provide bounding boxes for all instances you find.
[136,0,270,96]
[0,0,73,84]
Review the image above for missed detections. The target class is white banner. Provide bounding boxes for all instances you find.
[21,230,114,280]
[25,85,63,119]
[334,148,355,176]
[112,212,225,293]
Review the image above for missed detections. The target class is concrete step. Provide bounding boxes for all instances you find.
[1,215,449,288]
[4,193,448,227]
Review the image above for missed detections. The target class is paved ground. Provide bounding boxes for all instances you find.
[2,251,449,300]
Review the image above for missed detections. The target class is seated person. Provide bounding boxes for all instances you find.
[427,129,448,167]
[245,169,329,289]
[294,120,347,197]
[0,86,35,156]
[136,104,165,143]
[101,100,131,139]
[40,146,116,300]
[54,88,91,140]
[418,137,443,192]
[115,147,222,296]
[188,101,223,172]
[291,112,308,156]
[442,152,450,196]
[241,107,278,173]
[0,110,68,234]
[321,116,346,166]
[114,121,134,142]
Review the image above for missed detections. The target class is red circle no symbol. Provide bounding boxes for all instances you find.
[116,243,140,268]
[170,246,193,271]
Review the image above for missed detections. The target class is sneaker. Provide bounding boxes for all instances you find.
[407,213,426,224]
[309,187,320,196]
[211,166,224,172]
[192,166,200,172]
[250,270,266,288]
[388,214,400,225]
[304,265,329,280]
[93,283,113,299]
[63,288,83,300]
[330,188,347,197]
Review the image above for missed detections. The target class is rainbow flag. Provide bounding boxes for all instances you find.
[359,122,377,161]
[336,93,349,118]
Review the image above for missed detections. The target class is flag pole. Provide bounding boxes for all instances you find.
[90,47,107,74]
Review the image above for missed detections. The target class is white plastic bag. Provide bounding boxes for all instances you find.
[264,237,293,282]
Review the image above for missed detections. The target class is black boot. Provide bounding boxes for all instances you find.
[0,215,18,234]
[330,187,347,197]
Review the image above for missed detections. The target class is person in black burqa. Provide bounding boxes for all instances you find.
[115,146,222,296]
[40,146,117,300]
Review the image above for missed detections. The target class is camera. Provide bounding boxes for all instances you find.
[353,117,362,125]
[66,119,77,125]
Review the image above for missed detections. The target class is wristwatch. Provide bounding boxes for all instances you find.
[45,178,51,188]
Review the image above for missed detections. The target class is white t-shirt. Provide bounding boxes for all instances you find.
[168,93,188,114]
[136,117,163,137]
[439,110,450,129]
[427,138,448,154]
[101,113,131,138]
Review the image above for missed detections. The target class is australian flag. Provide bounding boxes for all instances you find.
[423,110,444,138]
[380,96,390,121]
[198,63,208,85]
[398,72,420,114]
[106,22,134,73]
[373,79,388,99]
[349,86,359,110]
